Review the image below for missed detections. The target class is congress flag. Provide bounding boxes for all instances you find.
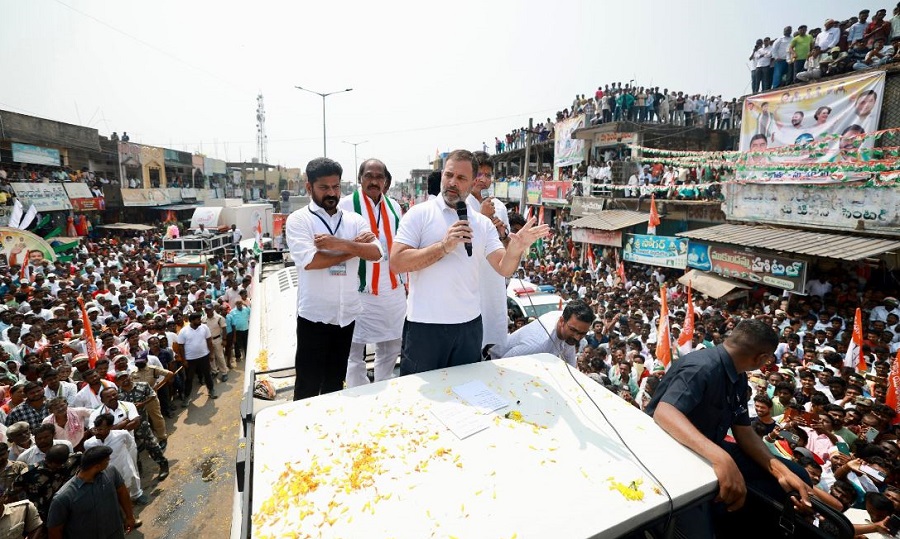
[677,282,695,357]
[886,348,900,425]
[844,307,866,372]
[648,194,661,235]
[656,285,672,368]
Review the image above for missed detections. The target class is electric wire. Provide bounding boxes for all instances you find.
[512,272,675,536]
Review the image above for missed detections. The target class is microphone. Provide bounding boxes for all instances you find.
[455,200,472,257]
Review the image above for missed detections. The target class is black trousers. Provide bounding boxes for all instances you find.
[294,316,354,401]
[399,316,482,376]
[184,354,214,399]
[235,329,249,360]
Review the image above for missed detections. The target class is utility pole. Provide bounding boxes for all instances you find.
[519,118,533,215]
[342,140,368,183]
[295,86,353,157]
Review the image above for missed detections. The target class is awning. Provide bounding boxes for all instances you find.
[153,204,200,211]
[677,224,900,262]
[570,210,650,231]
[97,223,157,231]
[679,269,750,299]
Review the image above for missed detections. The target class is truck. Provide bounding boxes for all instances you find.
[156,232,231,285]
[190,200,274,240]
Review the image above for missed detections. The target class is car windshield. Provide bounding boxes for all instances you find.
[522,302,561,319]
[158,265,205,283]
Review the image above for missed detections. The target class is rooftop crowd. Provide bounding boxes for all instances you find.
[750,5,900,92]
[0,224,254,536]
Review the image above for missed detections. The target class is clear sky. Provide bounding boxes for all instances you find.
[0,0,873,179]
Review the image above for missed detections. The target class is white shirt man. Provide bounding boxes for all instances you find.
[286,158,382,400]
[490,303,593,367]
[337,160,406,387]
[816,22,841,51]
[391,150,547,375]
[467,161,512,352]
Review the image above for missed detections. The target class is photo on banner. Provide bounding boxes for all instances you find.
[739,71,885,183]
[553,114,586,168]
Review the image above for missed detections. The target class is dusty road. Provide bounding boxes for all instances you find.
[129,368,243,539]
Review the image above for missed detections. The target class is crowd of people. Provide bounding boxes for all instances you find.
[507,215,900,535]
[750,5,900,92]
[494,81,745,155]
[0,225,255,536]
[288,147,900,534]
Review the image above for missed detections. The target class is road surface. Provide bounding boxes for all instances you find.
[128,368,242,539]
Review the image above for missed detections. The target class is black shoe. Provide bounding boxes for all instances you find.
[159,440,168,452]
[181,399,190,408]
[157,460,170,481]
[210,390,218,399]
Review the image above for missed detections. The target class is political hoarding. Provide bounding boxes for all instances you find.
[739,71,884,183]
[11,143,61,166]
[622,234,688,269]
[0,227,57,265]
[553,114,586,168]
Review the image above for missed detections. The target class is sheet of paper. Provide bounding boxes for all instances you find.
[430,401,491,440]
[452,380,509,414]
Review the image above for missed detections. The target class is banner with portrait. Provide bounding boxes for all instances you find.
[739,71,884,183]
[553,114,586,168]
[0,227,57,266]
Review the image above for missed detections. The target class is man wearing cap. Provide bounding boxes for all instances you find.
[203,304,228,382]
[48,444,140,536]
[131,351,174,419]
[871,297,900,324]
[117,371,168,449]
[114,374,169,479]
[816,19,841,51]
[337,159,406,387]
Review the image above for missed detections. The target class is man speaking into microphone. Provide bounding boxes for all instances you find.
[391,149,548,375]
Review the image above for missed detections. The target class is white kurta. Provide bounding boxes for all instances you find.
[467,195,509,350]
[338,191,406,344]
[85,430,141,498]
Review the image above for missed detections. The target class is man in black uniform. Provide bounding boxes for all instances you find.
[646,319,813,537]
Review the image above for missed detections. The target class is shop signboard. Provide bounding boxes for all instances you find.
[492,181,508,199]
[622,234,688,269]
[69,198,106,211]
[121,188,171,207]
[594,132,636,147]
[10,183,71,211]
[571,196,605,217]
[541,181,572,204]
[686,241,807,292]
[724,182,900,233]
[11,143,61,166]
[572,228,622,247]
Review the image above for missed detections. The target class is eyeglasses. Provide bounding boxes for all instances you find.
[476,172,493,179]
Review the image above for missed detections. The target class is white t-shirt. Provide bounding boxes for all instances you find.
[176,324,212,360]
[394,195,503,324]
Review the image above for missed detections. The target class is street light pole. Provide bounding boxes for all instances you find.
[295,86,353,157]
[342,140,368,182]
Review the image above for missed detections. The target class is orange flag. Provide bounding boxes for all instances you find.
[77,298,99,368]
[884,350,900,425]
[648,194,661,235]
[845,307,866,372]
[586,244,595,271]
[656,285,672,368]
[677,281,694,357]
[886,348,900,424]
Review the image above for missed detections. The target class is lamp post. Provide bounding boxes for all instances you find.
[342,140,368,182]
[294,86,353,157]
